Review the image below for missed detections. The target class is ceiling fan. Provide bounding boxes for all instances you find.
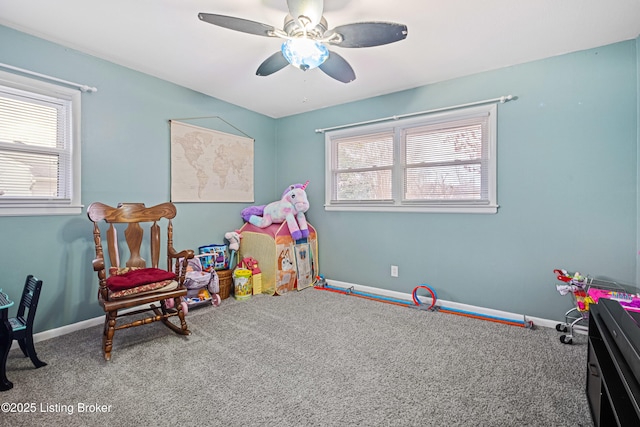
[198,0,408,83]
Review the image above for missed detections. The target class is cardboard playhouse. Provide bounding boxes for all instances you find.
[238,222,318,295]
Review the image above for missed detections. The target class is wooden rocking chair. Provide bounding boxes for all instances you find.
[87,202,193,361]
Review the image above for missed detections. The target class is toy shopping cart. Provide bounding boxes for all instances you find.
[553,268,630,344]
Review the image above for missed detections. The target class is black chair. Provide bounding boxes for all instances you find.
[8,275,46,368]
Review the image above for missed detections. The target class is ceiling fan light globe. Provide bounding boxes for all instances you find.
[281,38,329,70]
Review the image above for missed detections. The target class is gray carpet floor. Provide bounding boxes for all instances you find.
[1,288,592,426]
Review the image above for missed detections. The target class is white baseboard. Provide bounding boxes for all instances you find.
[12,314,105,351]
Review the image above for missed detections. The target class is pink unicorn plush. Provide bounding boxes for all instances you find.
[241,181,310,240]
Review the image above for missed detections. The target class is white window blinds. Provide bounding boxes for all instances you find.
[403,116,489,203]
[331,131,394,202]
[0,84,72,201]
[325,104,498,213]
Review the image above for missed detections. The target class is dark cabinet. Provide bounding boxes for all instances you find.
[587,299,640,426]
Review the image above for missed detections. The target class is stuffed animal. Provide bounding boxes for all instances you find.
[241,181,310,240]
[224,231,241,269]
[224,231,242,251]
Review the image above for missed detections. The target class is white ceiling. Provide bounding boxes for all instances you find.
[1,0,639,118]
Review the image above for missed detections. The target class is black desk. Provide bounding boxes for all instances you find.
[0,289,14,391]
[587,299,640,426]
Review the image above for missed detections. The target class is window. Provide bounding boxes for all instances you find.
[0,70,82,216]
[325,104,498,213]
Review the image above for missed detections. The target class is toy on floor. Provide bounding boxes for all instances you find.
[412,285,438,311]
[233,268,253,300]
[241,181,310,240]
[315,278,533,328]
[225,230,242,269]
[553,268,629,344]
[185,288,221,307]
[242,257,260,274]
[165,297,189,315]
[237,221,319,295]
[198,244,229,271]
[169,257,221,309]
[242,257,263,294]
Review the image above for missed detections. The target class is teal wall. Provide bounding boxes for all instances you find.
[0,24,638,330]
[277,40,639,321]
[0,25,278,332]
[637,34,640,286]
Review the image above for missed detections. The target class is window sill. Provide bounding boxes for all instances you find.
[0,204,84,217]
[324,204,499,214]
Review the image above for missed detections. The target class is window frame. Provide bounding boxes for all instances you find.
[0,69,82,217]
[324,104,498,214]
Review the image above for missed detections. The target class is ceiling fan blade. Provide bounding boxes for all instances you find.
[318,51,355,83]
[287,0,324,28]
[256,52,291,76]
[326,22,408,48]
[198,13,278,37]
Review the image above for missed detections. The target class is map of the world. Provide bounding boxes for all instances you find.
[170,120,254,202]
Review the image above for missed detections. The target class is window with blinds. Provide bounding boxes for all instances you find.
[0,70,81,216]
[325,104,498,213]
[332,131,394,201]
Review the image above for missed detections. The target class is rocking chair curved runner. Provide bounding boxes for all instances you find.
[87,202,193,361]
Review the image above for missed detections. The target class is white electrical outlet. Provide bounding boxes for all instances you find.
[391,265,399,277]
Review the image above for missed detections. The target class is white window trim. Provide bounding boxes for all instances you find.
[0,69,82,217]
[324,104,498,214]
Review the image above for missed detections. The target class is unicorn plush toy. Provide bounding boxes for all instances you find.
[241,181,310,240]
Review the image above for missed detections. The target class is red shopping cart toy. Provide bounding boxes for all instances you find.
[553,268,626,344]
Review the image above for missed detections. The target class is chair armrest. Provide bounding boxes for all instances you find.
[168,248,195,286]
[92,257,105,272]
[169,248,195,260]
[92,257,109,301]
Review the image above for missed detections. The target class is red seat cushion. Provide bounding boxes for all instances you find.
[109,279,178,299]
[106,268,177,291]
